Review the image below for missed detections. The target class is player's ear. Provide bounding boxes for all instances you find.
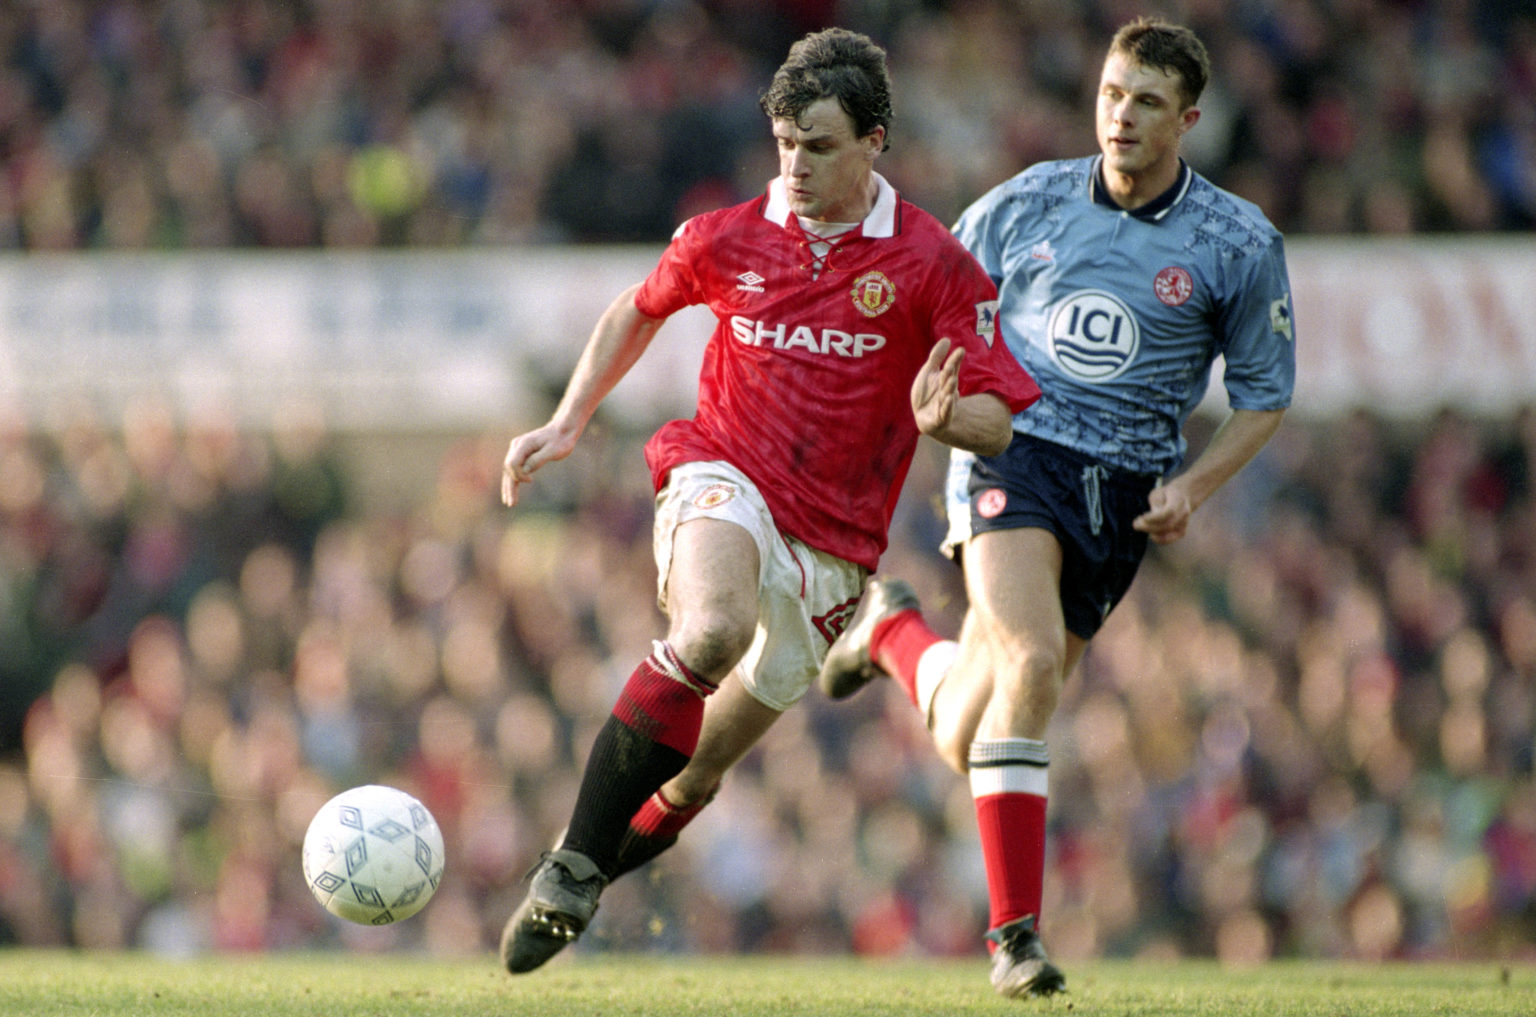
[1179,105,1201,136]
[864,125,886,157]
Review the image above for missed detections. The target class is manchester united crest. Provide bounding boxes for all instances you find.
[693,484,736,510]
[851,271,896,317]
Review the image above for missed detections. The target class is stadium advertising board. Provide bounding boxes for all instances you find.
[0,240,1530,429]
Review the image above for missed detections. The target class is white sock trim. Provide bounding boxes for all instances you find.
[650,639,715,697]
[968,737,1050,797]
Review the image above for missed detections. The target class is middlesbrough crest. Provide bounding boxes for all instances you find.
[1154,266,1193,307]
[851,271,896,317]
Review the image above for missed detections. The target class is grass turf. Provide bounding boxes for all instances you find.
[0,951,1531,1016]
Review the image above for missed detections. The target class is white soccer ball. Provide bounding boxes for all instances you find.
[302,784,445,925]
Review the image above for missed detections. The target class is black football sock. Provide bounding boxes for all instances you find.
[559,643,716,877]
[560,714,690,877]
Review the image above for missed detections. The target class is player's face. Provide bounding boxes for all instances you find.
[1096,52,1200,194]
[773,97,884,223]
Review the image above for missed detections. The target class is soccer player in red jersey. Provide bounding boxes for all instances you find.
[497,28,1039,975]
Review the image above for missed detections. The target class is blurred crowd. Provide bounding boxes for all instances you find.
[1,397,1534,966]
[4,0,1536,975]
[1,0,1534,250]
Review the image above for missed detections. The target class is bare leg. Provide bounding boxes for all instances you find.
[928,527,1085,770]
[663,518,761,680]
[663,670,783,805]
[925,527,1080,996]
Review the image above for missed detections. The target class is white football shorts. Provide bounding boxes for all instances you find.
[653,460,867,712]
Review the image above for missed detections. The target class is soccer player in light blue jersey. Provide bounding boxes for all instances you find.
[819,17,1295,999]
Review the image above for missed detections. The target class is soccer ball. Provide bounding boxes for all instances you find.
[302,784,445,925]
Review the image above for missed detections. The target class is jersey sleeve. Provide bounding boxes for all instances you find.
[927,227,1040,414]
[635,216,707,319]
[1216,231,1296,411]
[951,185,1010,288]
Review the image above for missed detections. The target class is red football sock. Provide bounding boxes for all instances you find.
[610,641,717,755]
[969,738,1050,938]
[868,608,943,707]
[631,787,713,840]
[612,783,720,878]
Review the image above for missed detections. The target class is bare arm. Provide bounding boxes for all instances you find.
[1134,407,1286,544]
[911,338,1014,456]
[502,283,666,506]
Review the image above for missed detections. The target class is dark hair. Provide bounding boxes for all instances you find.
[759,28,893,150]
[1109,17,1211,108]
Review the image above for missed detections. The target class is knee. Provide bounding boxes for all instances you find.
[994,650,1064,725]
[670,612,755,681]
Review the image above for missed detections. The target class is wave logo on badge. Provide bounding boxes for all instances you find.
[1046,289,1139,381]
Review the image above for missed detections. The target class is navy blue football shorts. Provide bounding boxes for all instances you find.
[943,434,1158,640]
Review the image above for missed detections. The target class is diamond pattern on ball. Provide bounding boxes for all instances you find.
[414,836,434,875]
[391,882,425,908]
[368,818,411,843]
[312,871,345,893]
[350,881,386,908]
[343,836,368,876]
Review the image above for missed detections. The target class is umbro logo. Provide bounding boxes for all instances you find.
[736,271,765,293]
[813,595,861,644]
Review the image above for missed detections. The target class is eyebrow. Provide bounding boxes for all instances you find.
[1101,77,1175,103]
[776,124,838,143]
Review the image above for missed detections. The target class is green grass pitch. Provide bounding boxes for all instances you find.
[0,951,1531,1016]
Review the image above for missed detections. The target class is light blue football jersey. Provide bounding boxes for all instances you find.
[953,156,1295,477]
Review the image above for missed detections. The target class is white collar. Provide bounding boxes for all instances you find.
[763,173,897,238]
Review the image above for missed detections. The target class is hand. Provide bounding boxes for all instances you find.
[911,338,965,437]
[501,423,578,507]
[1133,483,1194,544]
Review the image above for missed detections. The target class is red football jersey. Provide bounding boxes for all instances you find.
[636,176,1040,570]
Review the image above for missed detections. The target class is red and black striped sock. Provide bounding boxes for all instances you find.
[561,643,717,877]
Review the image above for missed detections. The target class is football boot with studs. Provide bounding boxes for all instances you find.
[988,916,1066,999]
[500,847,607,974]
